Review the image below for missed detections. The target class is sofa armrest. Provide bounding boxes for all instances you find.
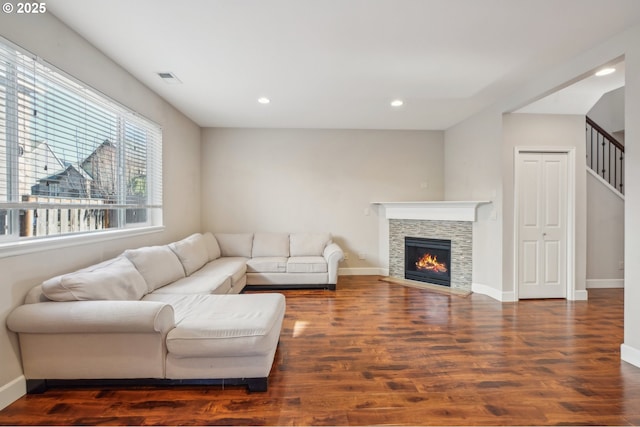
[7,300,175,335]
[323,242,344,285]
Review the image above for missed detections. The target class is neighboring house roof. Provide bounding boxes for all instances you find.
[80,139,114,180]
[21,140,65,173]
[29,140,115,198]
[39,163,93,183]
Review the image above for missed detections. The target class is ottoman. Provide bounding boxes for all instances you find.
[143,292,285,391]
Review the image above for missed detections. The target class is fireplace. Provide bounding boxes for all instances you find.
[405,237,452,287]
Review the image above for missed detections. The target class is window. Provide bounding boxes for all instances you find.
[0,37,162,246]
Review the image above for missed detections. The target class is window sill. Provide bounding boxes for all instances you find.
[0,226,165,259]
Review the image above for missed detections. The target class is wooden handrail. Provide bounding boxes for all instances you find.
[585,116,625,194]
[586,116,624,152]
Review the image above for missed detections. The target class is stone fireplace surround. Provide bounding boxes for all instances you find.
[374,201,490,292]
[390,219,471,291]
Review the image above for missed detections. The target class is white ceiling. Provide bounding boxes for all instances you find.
[516,61,626,115]
[47,0,640,130]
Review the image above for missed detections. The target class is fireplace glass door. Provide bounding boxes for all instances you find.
[405,237,451,287]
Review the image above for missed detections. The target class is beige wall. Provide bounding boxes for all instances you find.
[201,128,444,272]
[586,85,625,288]
[444,109,503,298]
[446,112,589,301]
[586,173,624,286]
[623,26,640,364]
[444,22,640,365]
[502,113,588,300]
[0,10,201,407]
[588,87,625,139]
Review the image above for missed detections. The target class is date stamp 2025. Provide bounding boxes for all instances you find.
[2,2,47,14]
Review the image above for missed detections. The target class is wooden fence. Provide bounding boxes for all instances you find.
[20,196,113,237]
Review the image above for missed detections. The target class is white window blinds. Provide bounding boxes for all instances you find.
[0,37,162,241]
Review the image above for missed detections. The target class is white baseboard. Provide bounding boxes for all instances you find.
[621,344,640,369]
[339,267,387,276]
[500,291,517,302]
[471,283,516,302]
[572,290,589,301]
[0,376,25,410]
[471,284,589,302]
[587,279,624,289]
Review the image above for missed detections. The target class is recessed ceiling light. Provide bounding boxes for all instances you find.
[595,68,616,77]
[390,99,404,107]
[258,97,270,104]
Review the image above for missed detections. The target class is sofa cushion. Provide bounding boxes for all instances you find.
[215,233,253,258]
[124,245,186,292]
[41,256,148,301]
[192,257,247,287]
[202,232,221,261]
[252,233,290,258]
[145,274,232,295]
[169,233,209,276]
[247,257,288,273]
[289,233,332,256]
[144,293,286,358]
[24,285,51,304]
[287,256,328,273]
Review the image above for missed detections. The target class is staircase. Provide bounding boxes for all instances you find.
[584,115,624,292]
[586,116,625,195]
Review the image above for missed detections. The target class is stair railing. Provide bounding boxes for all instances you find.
[586,116,624,194]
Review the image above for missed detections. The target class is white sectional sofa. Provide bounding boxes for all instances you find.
[6,231,343,393]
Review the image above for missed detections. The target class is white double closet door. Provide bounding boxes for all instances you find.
[517,151,569,299]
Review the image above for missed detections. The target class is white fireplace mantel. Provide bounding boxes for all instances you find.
[372,201,491,222]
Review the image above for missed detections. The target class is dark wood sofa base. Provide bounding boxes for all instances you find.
[26,377,269,394]
[244,283,336,291]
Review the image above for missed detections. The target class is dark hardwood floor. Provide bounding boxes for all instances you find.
[1,276,640,426]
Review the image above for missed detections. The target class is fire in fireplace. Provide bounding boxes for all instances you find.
[405,237,452,287]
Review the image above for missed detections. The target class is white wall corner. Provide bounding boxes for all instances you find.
[0,376,25,411]
[472,283,515,302]
[621,344,640,369]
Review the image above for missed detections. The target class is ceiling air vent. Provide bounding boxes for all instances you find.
[157,72,182,84]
